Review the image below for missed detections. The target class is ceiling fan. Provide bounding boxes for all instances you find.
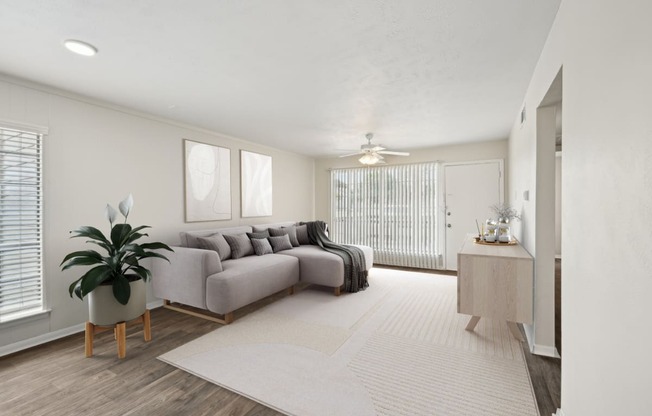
[339,133,410,165]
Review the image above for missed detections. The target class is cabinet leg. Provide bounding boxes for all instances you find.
[507,321,524,341]
[465,316,481,331]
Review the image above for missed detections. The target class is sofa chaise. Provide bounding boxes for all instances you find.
[152,222,373,324]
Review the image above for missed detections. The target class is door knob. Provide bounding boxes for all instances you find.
[447,224,452,228]
[447,212,451,216]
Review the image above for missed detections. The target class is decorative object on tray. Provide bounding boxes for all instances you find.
[473,236,517,246]
[240,150,273,217]
[475,203,521,244]
[184,139,232,222]
[491,203,521,241]
[484,219,498,242]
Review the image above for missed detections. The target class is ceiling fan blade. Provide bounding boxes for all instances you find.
[338,152,363,158]
[377,151,410,156]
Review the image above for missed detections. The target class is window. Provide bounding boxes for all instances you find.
[0,126,44,321]
[331,162,443,269]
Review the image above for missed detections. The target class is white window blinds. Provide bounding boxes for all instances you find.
[0,126,43,320]
[331,162,442,269]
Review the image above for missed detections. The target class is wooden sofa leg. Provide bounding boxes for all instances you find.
[288,285,295,295]
[334,286,341,296]
[163,299,235,325]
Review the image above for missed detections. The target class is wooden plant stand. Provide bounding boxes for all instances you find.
[85,309,151,359]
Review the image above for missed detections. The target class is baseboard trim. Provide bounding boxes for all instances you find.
[0,322,86,358]
[0,300,164,358]
[523,323,560,358]
[531,343,560,358]
[524,323,535,351]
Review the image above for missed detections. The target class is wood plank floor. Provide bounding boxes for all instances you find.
[0,277,560,416]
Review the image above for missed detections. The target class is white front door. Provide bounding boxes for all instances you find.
[444,161,503,270]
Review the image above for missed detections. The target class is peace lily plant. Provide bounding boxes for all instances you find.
[61,195,173,305]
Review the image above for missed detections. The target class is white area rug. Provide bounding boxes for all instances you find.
[159,268,539,416]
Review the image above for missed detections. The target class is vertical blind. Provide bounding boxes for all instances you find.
[331,162,442,269]
[0,126,43,320]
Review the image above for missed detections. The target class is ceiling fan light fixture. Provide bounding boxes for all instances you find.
[63,39,98,56]
[359,153,379,165]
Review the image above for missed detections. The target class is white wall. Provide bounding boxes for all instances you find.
[555,153,562,256]
[508,0,652,414]
[314,139,508,222]
[0,76,315,349]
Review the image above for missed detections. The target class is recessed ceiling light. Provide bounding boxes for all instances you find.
[63,39,98,56]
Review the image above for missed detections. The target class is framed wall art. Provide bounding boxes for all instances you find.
[184,139,231,222]
[240,150,272,217]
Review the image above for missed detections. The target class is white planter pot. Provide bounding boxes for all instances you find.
[88,279,146,326]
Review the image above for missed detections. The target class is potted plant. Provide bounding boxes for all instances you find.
[489,203,521,243]
[60,195,173,326]
[490,203,521,223]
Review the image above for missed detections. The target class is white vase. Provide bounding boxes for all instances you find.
[88,279,146,326]
[498,222,511,242]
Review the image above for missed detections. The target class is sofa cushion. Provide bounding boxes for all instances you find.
[276,245,344,288]
[180,226,253,248]
[295,224,310,245]
[206,254,300,314]
[251,238,273,256]
[269,234,293,253]
[223,233,254,259]
[196,234,231,261]
[247,230,270,240]
[252,222,296,233]
[269,226,300,247]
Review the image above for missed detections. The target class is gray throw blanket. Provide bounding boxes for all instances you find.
[304,221,368,293]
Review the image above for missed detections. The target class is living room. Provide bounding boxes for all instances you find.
[1,1,651,415]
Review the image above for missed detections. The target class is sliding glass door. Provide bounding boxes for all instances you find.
[330,162,442,269]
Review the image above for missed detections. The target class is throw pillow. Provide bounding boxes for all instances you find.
[295,224,310,245]
[269,226,300,247]
[247,230,270,240]
[223,233,254,259]
[268,234,293,253]
[196,234,231,261]
[251,238,273,256]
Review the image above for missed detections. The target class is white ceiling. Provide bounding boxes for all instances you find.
[0,1,560,157]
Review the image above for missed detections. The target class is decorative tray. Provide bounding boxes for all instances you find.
[473,237,517,246]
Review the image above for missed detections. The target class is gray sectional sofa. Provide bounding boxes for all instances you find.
[152,222,373,324]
